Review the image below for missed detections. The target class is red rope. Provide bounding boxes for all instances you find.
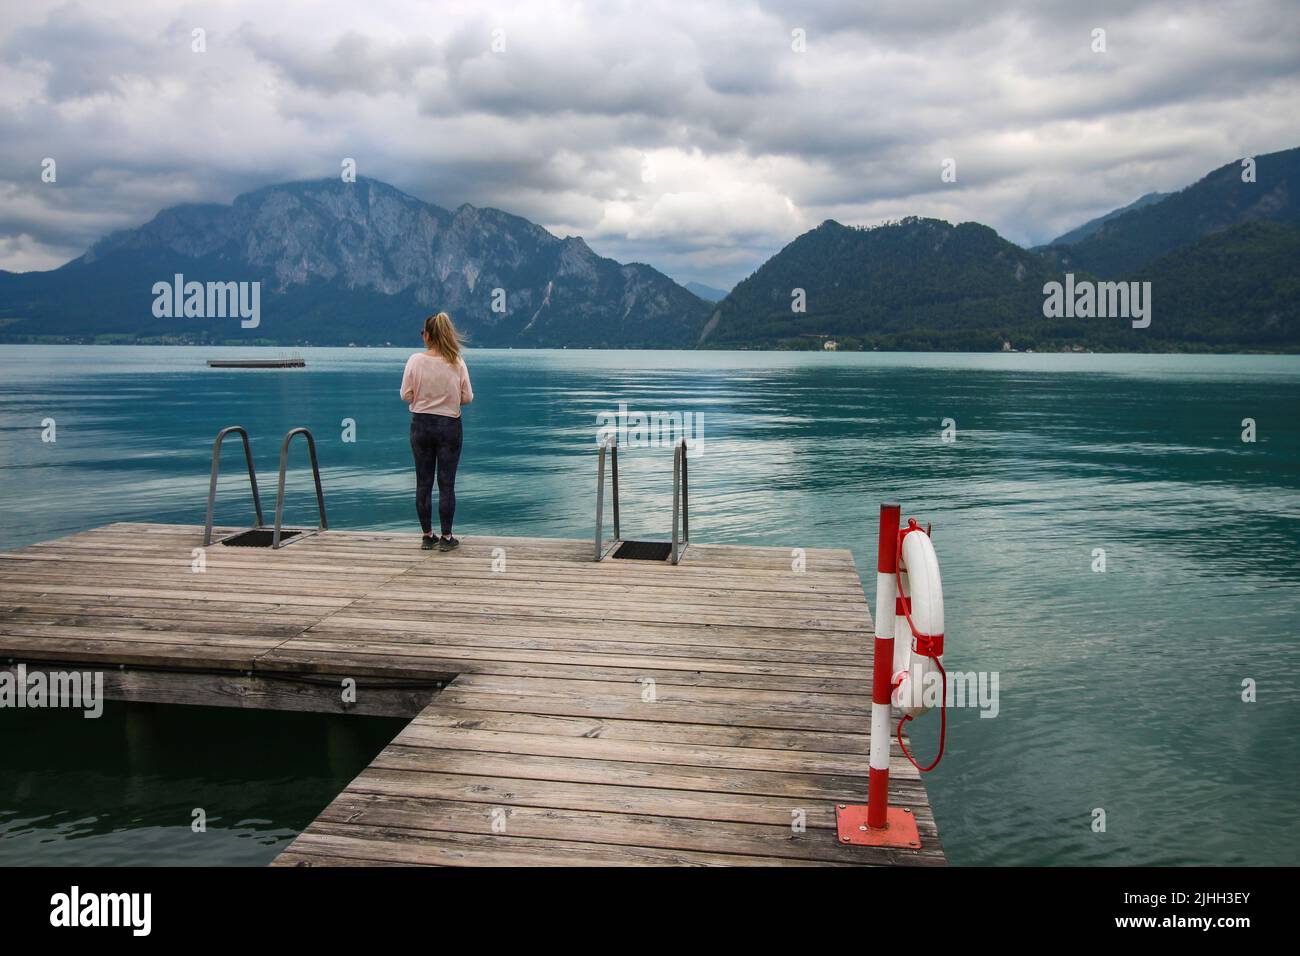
[894,524,947,773]
[897,660,946,772]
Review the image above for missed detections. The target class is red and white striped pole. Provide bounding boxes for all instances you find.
[868,501,900,829]
[835,500,922,848]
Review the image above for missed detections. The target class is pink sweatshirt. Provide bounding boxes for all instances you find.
[400,352,474,417]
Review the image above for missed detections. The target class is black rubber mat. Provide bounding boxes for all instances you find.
[220,528,302,547]
[612,539,673,561]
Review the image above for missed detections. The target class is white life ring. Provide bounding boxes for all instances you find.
[891,524,945,718]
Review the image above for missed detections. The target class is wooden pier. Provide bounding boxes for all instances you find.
[206,357,305,368]
[0,522,944,866]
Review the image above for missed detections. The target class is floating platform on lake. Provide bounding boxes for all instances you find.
[206,358,305,368]
[0,522,944,867]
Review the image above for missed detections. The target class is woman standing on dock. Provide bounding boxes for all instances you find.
[400,312,474,551]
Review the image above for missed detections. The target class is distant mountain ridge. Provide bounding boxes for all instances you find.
[700,212,1297,352]
[684,281,729,302]
[1037,146,1300,276]
[701,145,1299,352]
[2,146,1297,351]
[0,178,710,347]
[1044,191,1169,247]
[702,217,1073,351]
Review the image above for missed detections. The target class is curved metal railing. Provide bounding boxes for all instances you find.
[672,438,689,565]
[594,435,621,560]
[272,427,329,549]
[203,426,265,546]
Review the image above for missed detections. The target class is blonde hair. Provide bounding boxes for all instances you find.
[423,312,462,365]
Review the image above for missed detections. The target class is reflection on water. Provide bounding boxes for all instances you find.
[0,700,406,866]
[1,346,1298,865]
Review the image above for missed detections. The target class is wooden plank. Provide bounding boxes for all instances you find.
[2,665,441,717]
[308,792,902,865]
[275,823,851,867]
[0,581,354,609]
[413,706,875,755]
[300,620,866,666]
[323,597,869,632]
[393,722,872,776]
[447,673,871,710]
[368,746,871,801]
[256,647,869,697]
[313,611,866,654]
[265,637,869,682]
[342,767,937,828]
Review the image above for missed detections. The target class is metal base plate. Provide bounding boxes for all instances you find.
[612,540,674,561]
[220,528,303,548]
[835,804,922,849]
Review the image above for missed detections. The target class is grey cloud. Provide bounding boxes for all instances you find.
[240,27,440,95]
[0,0,1297,288]
[2,2,166,100]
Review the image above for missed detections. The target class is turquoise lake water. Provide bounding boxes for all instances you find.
[1,344,1298,866]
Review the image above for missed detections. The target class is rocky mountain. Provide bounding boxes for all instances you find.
[1036,145,1300,277]
[0,178,710,347]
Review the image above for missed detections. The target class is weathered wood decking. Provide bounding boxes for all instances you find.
[0,522,944,866]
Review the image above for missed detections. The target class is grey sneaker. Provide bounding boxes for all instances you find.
[421,535,437,550]
[438,535,460,552]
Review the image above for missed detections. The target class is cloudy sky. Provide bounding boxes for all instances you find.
[2,0,1298,288]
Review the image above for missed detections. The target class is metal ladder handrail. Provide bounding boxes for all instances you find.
[272,427,329,549]
[594,437,690,564]
[671,438,689,565]
[204,426,264,546]
[594,436,621,560]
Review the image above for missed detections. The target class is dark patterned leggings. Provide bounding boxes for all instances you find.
[410,413,463,536]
